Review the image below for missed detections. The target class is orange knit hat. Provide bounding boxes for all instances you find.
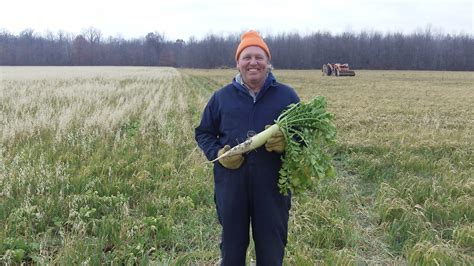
[235,30,271,61]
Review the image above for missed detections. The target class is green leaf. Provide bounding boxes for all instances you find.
[277,96,337,195]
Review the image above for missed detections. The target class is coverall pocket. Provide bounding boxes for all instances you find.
[213,163,229,184]
[214,162,242,184]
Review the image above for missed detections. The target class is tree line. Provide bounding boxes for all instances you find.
[0,27,472,70]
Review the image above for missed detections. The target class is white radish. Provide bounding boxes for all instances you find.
[208,96,336,195]
[210,124,281,163]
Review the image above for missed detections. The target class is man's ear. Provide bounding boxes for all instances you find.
[267,63,273,73]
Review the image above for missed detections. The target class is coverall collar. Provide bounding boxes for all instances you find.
[233,72,277,103]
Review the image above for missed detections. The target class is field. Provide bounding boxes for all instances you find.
[1,67,473,264]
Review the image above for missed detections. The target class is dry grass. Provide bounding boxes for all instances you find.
[182,68,473,264]
[1,67,473,264]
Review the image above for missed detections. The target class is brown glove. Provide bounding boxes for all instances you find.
[264,125,285,153]
[218,145,244,169]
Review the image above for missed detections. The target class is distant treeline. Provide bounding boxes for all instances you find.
[1,27,473,70]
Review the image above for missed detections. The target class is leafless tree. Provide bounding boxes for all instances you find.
[0,27,472,70]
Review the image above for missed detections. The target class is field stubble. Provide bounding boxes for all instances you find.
[1,67,473,264]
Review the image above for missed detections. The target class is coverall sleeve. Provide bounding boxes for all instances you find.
[195,93,221,161]
[292,90,300,104]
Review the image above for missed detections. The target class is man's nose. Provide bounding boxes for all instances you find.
[249,57,257,64]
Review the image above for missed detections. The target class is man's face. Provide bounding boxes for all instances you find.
[237,46,270,89]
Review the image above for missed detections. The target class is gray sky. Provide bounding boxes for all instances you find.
[1,0,472,40]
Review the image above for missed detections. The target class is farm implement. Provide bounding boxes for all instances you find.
[322,63,356,76]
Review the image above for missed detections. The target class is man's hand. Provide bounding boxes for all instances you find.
[218,145,244,169]
[264,125,285,153]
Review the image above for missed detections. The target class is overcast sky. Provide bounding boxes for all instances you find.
[1,0,472,40]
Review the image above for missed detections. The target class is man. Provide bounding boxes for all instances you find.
[195,30,300,265]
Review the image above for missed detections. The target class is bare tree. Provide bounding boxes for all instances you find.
[81,27,102,65]
[145,32,165,66]
[0,27,472,70]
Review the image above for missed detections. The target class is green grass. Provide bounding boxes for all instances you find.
[1,67,473,264]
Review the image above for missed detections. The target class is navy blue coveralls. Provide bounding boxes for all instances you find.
[195,73,300,265]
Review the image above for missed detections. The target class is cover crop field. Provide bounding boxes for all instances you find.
[1,67,473,264]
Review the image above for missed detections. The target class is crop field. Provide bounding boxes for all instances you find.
[1,67,473,264]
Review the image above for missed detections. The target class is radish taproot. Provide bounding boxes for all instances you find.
[211,96,337,195]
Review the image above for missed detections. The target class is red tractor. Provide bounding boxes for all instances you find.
[322,63,356,76]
